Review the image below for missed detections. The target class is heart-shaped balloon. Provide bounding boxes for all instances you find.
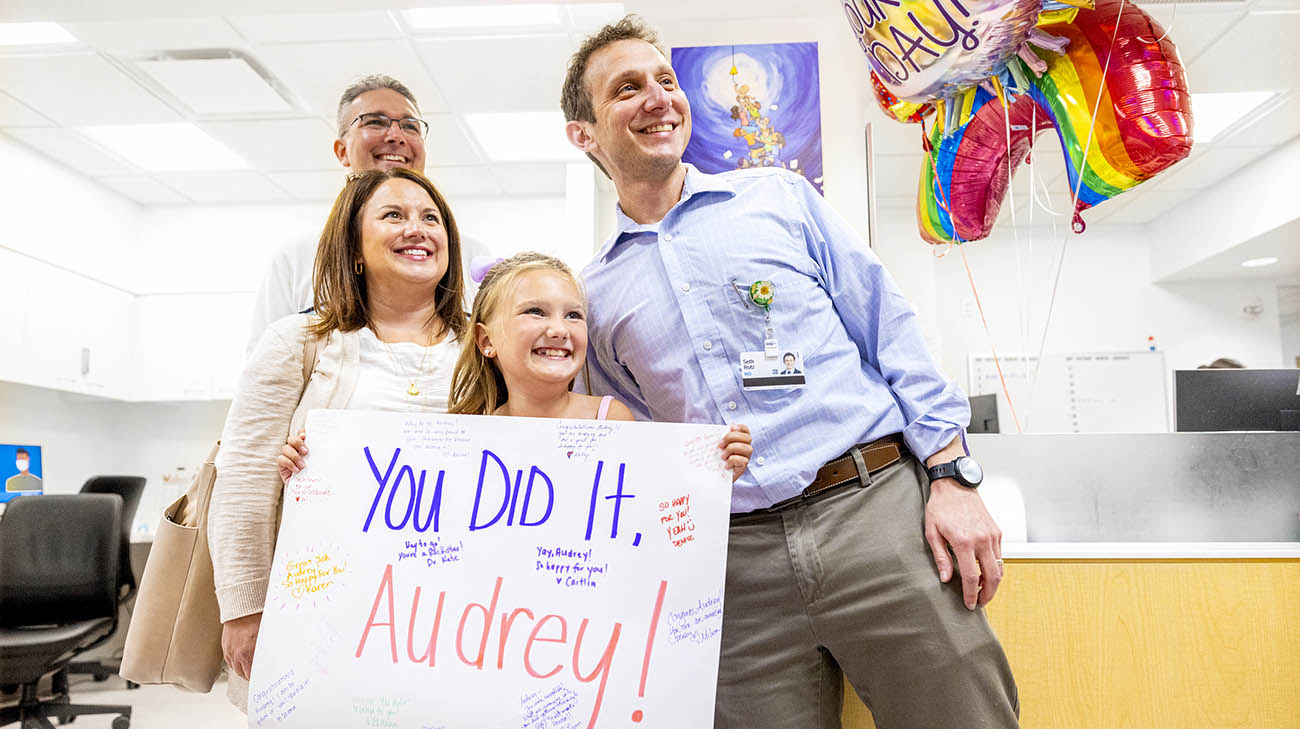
[842,0,1047,102]
[914,0,1193,244]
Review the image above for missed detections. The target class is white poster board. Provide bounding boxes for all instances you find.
[968,351,1169,433]
[249,410,732,729]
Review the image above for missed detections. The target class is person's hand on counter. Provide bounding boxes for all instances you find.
[923,437,1004,610]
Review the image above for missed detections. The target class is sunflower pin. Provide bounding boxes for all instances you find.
[748,280,774,310]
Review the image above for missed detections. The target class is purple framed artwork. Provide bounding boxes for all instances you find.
[672,42,824,194]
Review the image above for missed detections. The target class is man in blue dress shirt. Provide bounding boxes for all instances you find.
[563,16,1019,729]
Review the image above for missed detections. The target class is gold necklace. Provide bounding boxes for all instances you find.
[380,332,435,397]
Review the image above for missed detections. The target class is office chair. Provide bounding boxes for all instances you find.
[69,476,146,686]
[0,494,132,729]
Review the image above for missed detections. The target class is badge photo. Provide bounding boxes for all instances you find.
[740,350,806,389]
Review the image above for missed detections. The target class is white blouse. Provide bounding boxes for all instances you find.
[348,326,461,412]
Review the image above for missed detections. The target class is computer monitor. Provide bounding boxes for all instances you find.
[1,443,44,503]
[968,394,1000,434]
[1174,369,1300,432]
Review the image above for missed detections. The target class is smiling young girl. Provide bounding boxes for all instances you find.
[448,252,751,479]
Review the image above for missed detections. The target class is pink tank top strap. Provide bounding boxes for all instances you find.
[595,395,614,421]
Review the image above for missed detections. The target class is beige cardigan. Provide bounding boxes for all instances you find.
[209,314,364,711]
[209,314,362,622]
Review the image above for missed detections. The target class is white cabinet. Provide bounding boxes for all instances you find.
[2,249,251,402]
[0,248,29,382]
[131,293,252,401]
[14,257,132,399]
[79,279,133,399]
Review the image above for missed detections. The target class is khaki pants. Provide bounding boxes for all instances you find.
[715,457,1019,729]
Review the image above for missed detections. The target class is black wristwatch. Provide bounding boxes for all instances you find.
[927,456,983,488]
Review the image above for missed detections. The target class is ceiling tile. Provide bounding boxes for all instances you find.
[96,175,188,204]
[1141,5,1246,66]
[60,18,245,52]
[423,113,484,166]
[1223,92,1300,147]
[426,165,503,197]
[256,40,449,118]
[0,53,180,125]
[228,12,402,44]
[1186,12,1300,93]
[154,171,290,203]
[200,118,338,171]
[0,90,50,126]
[564,4,631,37]
[1153,145,1270,192]
[415,34,570,113]
[3,127,139,176]
[493,163,565,195]
[1099,189,1195,225]
[265,170,349,201]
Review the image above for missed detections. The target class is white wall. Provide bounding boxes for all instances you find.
[0,136,140,289]
[920,221,1284,383]
[1282,316,1300,368]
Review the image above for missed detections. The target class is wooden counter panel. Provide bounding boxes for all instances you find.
[842,560,1300,729]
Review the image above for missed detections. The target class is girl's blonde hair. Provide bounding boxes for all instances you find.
[447,252,583,415]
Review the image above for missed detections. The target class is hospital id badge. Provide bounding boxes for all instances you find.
[740,350,806,390]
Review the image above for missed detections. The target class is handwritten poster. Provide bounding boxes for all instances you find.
[249,410,733,729]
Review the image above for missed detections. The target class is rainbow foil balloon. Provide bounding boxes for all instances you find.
[912,0,1193,244]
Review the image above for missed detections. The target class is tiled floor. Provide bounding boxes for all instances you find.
[2,675,246,729]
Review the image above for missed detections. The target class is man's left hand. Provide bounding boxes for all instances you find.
[924,478,1003,610]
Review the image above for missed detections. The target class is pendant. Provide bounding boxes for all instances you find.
[407,382,420,397]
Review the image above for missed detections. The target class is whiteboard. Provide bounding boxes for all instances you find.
[968,351,1169,433]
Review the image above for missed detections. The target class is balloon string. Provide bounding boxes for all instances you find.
[920,117,1023,434]
[1027,0,1128,418]
[958,244,1024,434]
[997,77,1033,426]
[1137,1,1175,44]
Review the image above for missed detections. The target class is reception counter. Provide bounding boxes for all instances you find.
[843,432,1300,729]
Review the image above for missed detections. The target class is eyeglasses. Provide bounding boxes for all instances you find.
[348,112,430,139]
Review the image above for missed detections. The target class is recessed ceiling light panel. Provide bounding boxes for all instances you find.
[406,4,562,31]
[464,112,582,162]
[1192,91,1277,143]
[1240,256,1279,268]
[0,22,77,47]
[82,123,249,171]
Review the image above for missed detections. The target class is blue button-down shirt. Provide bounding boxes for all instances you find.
[581,165,969,512]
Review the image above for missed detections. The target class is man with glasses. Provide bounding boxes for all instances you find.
[246,74,481,350]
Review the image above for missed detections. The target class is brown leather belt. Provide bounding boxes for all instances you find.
[766,433,910,512]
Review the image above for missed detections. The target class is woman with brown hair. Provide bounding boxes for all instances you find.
[208,167,465,710]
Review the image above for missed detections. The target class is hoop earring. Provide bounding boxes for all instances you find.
[354,261,364,275]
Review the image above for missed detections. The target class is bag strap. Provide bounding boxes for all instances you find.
[301,315,323,391]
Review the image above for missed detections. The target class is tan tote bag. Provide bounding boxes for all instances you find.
[120,324,322,692]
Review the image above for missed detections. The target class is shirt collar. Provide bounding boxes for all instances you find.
[595,164,736,262]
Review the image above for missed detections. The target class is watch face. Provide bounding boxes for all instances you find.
[956,457,983,485]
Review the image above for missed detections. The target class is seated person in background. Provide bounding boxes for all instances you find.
[1198,357,1245,369]
[210,167,466,712]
